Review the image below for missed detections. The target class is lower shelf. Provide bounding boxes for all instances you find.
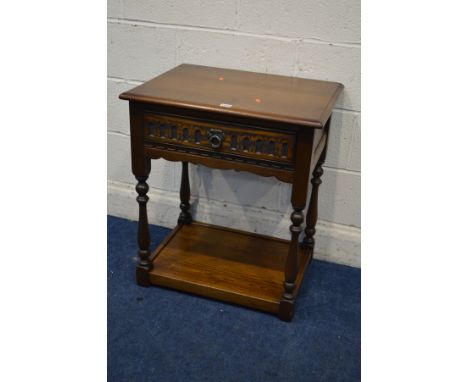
[148,221,311,315]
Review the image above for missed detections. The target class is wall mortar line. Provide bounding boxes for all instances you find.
[323,166,360,175]
[107,17,361,48]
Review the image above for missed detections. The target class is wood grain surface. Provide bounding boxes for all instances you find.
[120,64,343,128]
[149,222,311,314]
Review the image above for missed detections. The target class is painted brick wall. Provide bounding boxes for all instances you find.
[107,0,361,267]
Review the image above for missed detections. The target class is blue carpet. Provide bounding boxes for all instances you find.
[108,215,360,382]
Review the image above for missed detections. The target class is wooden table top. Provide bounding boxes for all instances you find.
[120,64,343,128]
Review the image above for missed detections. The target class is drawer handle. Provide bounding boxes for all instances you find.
[208,129,225,149]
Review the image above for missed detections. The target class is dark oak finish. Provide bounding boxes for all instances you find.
[303,117,331,253]
[120,64,342,129]
[149,222,311,314]
[177,162,192,225]
[120,64,343,321]
[144,113,296,164]
[129,102,153,286]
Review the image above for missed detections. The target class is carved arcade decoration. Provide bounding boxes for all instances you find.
[143,113,296,164]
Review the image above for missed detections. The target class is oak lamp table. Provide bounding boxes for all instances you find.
[119,64,343,321]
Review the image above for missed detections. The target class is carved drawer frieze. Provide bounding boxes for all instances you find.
[143,114,296,164]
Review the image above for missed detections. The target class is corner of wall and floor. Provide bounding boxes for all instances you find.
[107,0,361,267]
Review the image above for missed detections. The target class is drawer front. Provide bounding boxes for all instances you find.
[143,113,296,165]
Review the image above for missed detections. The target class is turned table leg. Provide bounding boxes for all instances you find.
[303,116,330,256]
[302,154,325,255]
[278,128,316,321]
[178,161,192,225]
[279,206,304,321]
[278,122,332,321]
[135,173,152,285]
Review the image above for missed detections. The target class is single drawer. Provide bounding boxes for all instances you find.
[143,113,296,165]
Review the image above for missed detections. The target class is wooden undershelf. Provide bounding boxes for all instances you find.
[148,221,311,314]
